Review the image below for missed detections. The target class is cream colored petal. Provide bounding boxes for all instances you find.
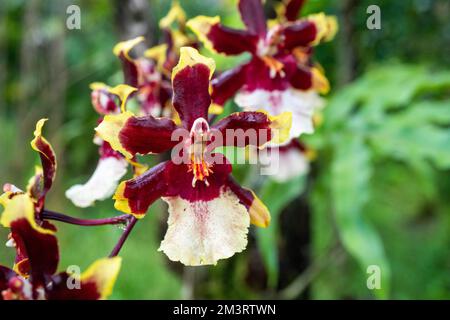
[159,188,250,266]
[65,157,128,208]
[259,145,310,182]
[235,88,324,140]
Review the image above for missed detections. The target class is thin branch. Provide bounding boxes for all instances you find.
[109,216,138,257]
[278,245,346,299]
[41,210,130,227]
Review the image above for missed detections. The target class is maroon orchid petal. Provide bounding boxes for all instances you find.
[1,192,59,286]
[99,141,123,160]
[47,257,121,300]
[96,112,179,159]
[30,119,57,206]
[213,110,292,146]
[159,82,172,109]
[187,16,259,56]
[211,63,248,107]
[120,57,139,87]
[281,138,307,152]
[238,0,267,36]
[289,66,313,90]
[227,176,270,227]
[162,29,179,73]
[172,47,215,129]
[288,63,330,93]
[120,56,139,87]
[284,0,306,21]
[11,231,30,276]
[119,115,179,155]
[212,111,272,147]
[243,56,296,91]
[280,20,318,50]
[114,161,169,216]
[11,220,59,286]
[208,24,259,55]
[164,155,232,202]
[47,272,100,300]
[113,37,145,87]
[90,83,120,115]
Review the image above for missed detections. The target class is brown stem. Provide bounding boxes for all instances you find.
[41,210,130,227]
[109,216,138,257]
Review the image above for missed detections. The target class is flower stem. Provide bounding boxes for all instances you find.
[41,210,130,227]
[109,216,138,257]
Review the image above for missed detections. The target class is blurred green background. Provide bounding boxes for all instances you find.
[0,0,449,299]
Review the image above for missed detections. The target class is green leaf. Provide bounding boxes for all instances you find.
[371,101,450,169]
[330,135,390,299]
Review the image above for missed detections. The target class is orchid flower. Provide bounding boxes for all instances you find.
[0,120,121,300]
[66,3,198,208]
[145,0,198,78]
[65,83,137,208]
[187,0,337,140]
[96,47,292,266]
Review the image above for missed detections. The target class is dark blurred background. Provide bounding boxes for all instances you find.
[0,0,449,299]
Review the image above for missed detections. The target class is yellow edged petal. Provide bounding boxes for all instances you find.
[324,16,338,42]
[257,110,292,145]
[159,0,186,29]
[30,119,50,152]
[80,257,122,300]
[109,84,138,112]
[95,112,134,159]
[89,82,110,91]
[113,36,145,60]
[208,103,224,115]
[186,16,220,54]
[26,166,43,197]
[311,67,330,94]
[0,193,54,235]
[126,159,149,177]
[172,46,216,82]
[144,44,168,62]
[307,13,339,45]
[248,190,271,228]
[113,181,145,219]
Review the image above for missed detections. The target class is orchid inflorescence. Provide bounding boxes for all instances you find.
[0,0,336,299]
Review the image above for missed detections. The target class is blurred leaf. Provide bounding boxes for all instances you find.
[312,63,450,299]
[330,135,390,299]
[370,101,450,170]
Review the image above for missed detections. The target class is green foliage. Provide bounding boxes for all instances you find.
[309,64,450,299]
[1,0,450,300]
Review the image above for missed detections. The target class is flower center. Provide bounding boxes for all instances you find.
[187,118,213,187]
[256,31,285,79]
[261,56,285,78]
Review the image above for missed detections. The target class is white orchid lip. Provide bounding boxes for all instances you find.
[66,157,128,208]
[159,187,250,266]
[5,237,16,248]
